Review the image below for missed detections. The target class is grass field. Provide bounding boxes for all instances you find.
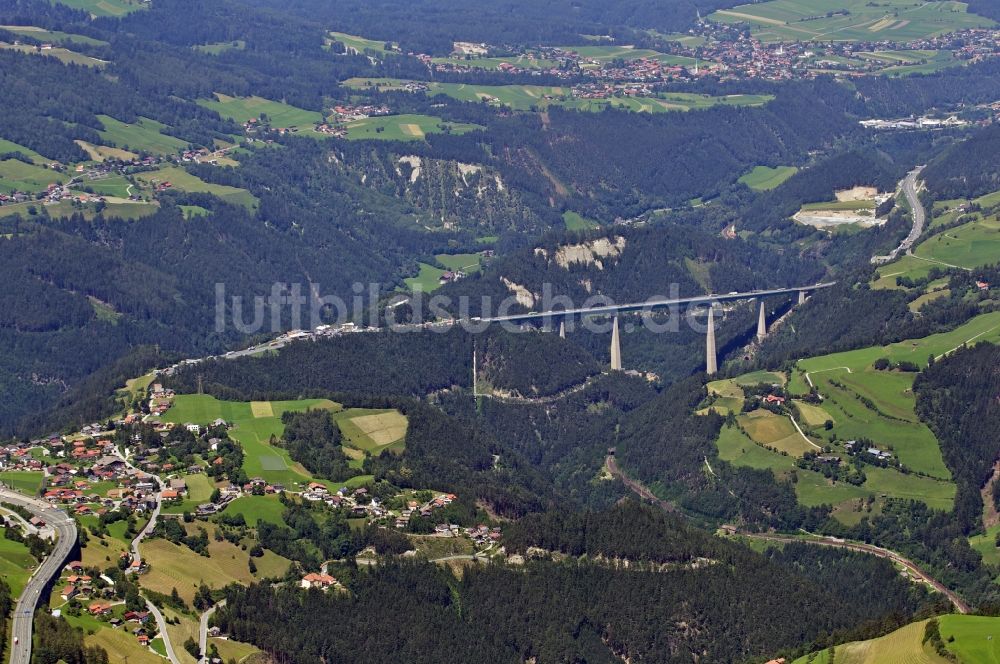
[969,523,1000,566]
[198,93,322,129]
[97,115,188,155]
[563,211,600,231]
[161,472,216,515]
[333,408,408,454]
[0,138,49,164]
[405,253,482,292]
[0,470,44,494]
[50,0,147,17]
[328,31,395,55]
[194,40,245,55]
[140,523,290,603]
[65,610,162,664]
[135,166,258,211]
[1,25,108,46]
[790,314,1000,483]
[74,140,137,163]
[794,614,1000,663]
[343,78,772,114]
[75,174,133,198]
[0,532,37,599]
[0,42,107,68]
[161,394,341,487]
[739,409,817,456]
[557,44,697,67]
[221,494,288,527]
[77,517,131,568]
[0,158,63,193]
[711,0,994,43]
[344,113,483,141]
[738,165,798,190]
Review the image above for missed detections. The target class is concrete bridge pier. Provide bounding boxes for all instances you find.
[798,290,807,305]
[706,305,717,375]
[757,300,767,341]
[610,315,622,371]
[559,318,566,339]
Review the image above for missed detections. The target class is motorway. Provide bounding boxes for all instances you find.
[872,166,926,265]
[0,488,77,664]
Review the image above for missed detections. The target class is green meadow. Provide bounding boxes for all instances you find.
[218,494,288,527]
[343,78,772,114]
[563,211,600,231]
[76,174,133,198]
[97,115,188,155]
[0,138,48,164]
[559,44,696,67]
[135,166,258,211]
[794,614,1000,663]
[198,93,322,128]
[344,114,483,141]
[50,0,148,17]
[0,42,107,68]
[0,25,109,46]
[0,158,63,193]
[328,31,395,55]
[405,253,483,292]
[0,470,44,494]
[710,313,1000,516]
[193,40,245,55]
[712,0,994,43]
[738,165,798,191]
[161,394,401,487]
[0,533,37,599]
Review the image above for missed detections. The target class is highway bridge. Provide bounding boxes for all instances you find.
[0,488,77,664]
[475,281,835,374]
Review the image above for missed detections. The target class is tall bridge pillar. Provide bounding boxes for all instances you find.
[757,300,767,341]
[559,318,566,339]
[610,315,622,371]
[706,305,717,375]
[798,290,807,305]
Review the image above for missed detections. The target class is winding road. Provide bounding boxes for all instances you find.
[0,488,77,664]
[198,600,225,663]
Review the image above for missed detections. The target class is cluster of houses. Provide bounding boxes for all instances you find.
[394,492,457,529]
[845,440,893,462]
[330,103,391,122]
[56,562,157,645]
[147,382,175,417]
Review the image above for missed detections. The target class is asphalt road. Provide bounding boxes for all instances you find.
[146,598,181,664]
[198,600,224,662]
[0,488,77,664]
[872,166,926,265]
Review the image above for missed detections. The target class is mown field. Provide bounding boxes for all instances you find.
[198,93,322,128]
[711,0,994,43]
[793,614,1000,663]
[344,113,483,141]
[97,115,188,155]
[711,313,1000,516]
[161,394,394,487]
[0,531,36,599]
[405,252,483,292]
[0,138,48,164]
[563,211,600,230]
[0,25,109,46]
[64,608,162,664]
[0,42,107,68]
[49,0,147,17]
[139,522,291,604]
[738,165,798,191]
[0,469,44,494]
[0,158,64,193]
[135,166,258,211]
[342,78,772,114]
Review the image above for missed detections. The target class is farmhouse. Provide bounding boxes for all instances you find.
[301,573,337,590]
